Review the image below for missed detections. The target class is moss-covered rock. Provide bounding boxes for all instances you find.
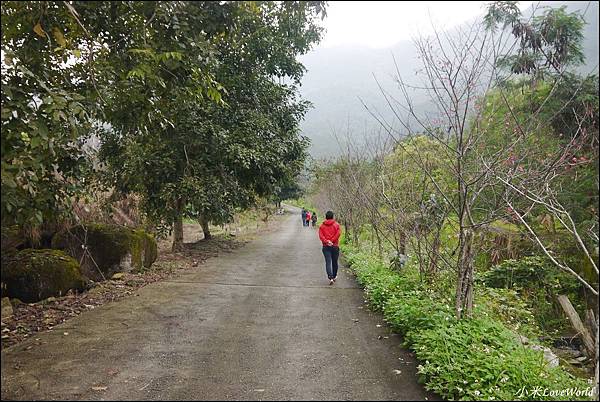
[138,229,158,268]
[1,249,85,303]
[1,226,23,266]
[52,224,158,281]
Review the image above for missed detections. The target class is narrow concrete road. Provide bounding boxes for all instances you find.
[1,208,435,401]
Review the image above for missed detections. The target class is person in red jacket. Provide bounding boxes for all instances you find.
[319,210,342,285]
[305,210,312,228]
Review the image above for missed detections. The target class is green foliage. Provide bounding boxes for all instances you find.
[97,1,324,235]
[412,317,589,401]
[480,257,583,332]
[383,135,454,238]
[548,74,599,227]
[344,250,407,312]
[1,1,326,246]
[343,244,591,401]
[489,73,599,233]
[476,71,598,284]
[485,3,586,77]
[481,257,580,292]
[385,135,455,198]
[475,287,541,339]
[1,1,96,229]
[273,179,304,204]
[484,1,521,31]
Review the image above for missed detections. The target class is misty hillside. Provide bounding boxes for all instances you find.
[300,1,599,158]
[298,41,422,157]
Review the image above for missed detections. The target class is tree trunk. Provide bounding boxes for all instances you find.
[428,228,442,280]
[262,207,271,223]
[456,228,474,319]
[343,219,350,244]
[200,215,211,240]
[585,309,598,350]
[594,361,599,400]
[398,230,406,255]
[591,313,599,398]
[373,224,383,258]
[350,210,358,245]
[172,198,185,252]
[416,236,426,279]
[557,295,596,359]
[594,315,599,399]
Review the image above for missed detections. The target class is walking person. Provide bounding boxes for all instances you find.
[311,211,318,227]
[301,209,307,227]
[319,210,341,285]
[305,210,311,227]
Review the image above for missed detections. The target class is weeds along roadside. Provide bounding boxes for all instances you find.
[341,239,594,401]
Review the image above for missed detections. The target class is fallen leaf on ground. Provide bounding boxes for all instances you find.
[92,386,107,391]
[393,369,402,375]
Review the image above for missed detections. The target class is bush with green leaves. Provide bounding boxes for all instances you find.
[342,244,592,401]
[345,250,407,311]
[475,287,541,340]
[480,256,583,332]
[480,257,580,291]
[412,317,591,401]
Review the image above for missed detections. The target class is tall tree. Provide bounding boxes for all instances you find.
[1,1,98,232]
[97,1,325,250]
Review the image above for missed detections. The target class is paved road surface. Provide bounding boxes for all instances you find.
[1,207,435,401]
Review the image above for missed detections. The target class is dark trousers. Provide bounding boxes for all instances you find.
[322,246,340,279]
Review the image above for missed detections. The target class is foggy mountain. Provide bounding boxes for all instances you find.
[299,1,599,158]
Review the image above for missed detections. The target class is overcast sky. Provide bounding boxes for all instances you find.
[317,1,535,49]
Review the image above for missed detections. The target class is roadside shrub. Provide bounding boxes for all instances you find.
[476,287,541,339]
[480,257,580,293]
[413,317,590,401]
[384,291,455,346]
[345,250,404,311]
[480,256,583,332]
[342,244,592,401]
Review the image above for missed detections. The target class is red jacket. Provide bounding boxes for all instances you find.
[319,219,341,247]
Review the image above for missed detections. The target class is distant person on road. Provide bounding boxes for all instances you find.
[301,209,307,226]
[311,211,318,227]
[319,210,341,285]
[305,210,312,227]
